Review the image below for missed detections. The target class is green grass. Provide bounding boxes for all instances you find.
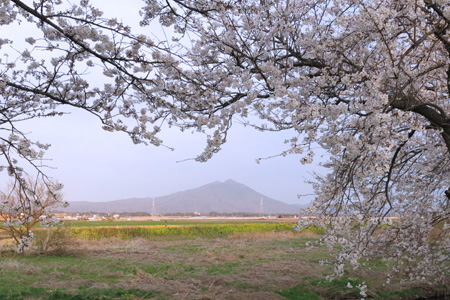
[275,283,322,300]
[0,287,159,300]
[0,286,49,300]
[206,262,241,275]
[2,224,448,300]
[276,276,450,300]
[276,276,366,300]
[233,280,259,291]
[308,277,365,299]
[0,255,161,299]
[375,288,423,300]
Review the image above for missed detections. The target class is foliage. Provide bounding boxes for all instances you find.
[33,223,74,253]
[2,0,450,285]
[0,176,64,252]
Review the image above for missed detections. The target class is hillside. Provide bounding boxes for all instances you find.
[60,179,306,214]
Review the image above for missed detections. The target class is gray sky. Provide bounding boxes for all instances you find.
[0,0,328,205]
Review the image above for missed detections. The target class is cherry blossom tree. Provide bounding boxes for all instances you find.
[139,0,450,284]
[1,0,171,250]
[1,0,450,285]
[0,175,63,252]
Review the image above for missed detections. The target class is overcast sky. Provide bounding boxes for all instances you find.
[0,0,328,205]
[7,108,327,205]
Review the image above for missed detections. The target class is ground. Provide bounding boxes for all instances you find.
[1,222,449,299]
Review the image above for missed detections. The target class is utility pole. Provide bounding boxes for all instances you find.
[259,197,264,217]
[151,198,156,216]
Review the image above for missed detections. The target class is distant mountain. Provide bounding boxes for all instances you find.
[59,179,308,214]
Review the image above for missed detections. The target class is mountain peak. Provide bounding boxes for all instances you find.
[223,179,239,184]
[204,179,240,187]
[62,179,305,214]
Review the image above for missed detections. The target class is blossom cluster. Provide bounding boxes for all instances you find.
[1,0,450,282]
[0,175,64,252]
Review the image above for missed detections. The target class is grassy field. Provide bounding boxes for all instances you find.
[1,222,449,299]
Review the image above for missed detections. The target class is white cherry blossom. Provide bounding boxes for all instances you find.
[1,0,450,283]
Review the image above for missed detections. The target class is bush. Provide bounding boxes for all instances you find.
[33,224,74,253]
